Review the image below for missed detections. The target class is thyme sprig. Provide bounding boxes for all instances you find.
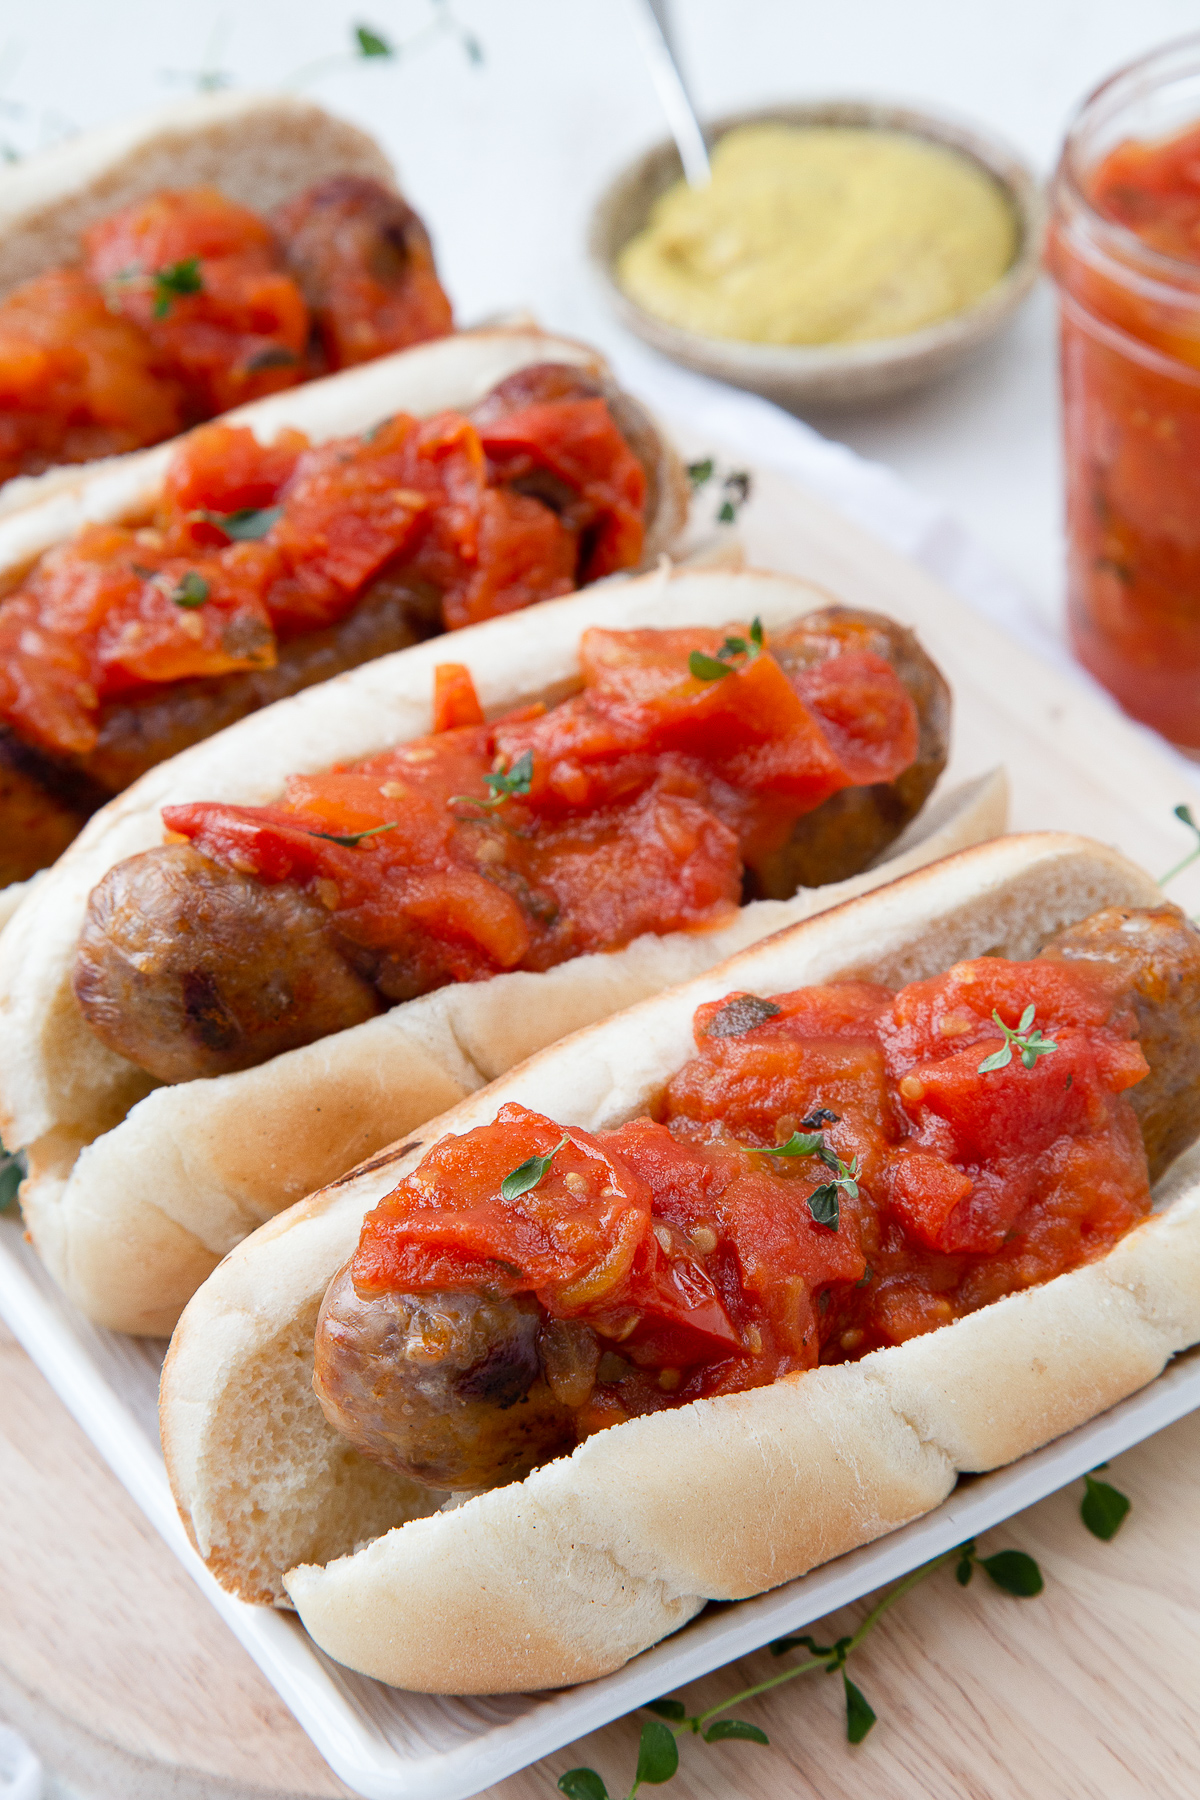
[449,750,534,820]
[684,457,753,524]
[558,1537,1045,1799]
[1159,802,1200,888]
[688,617,764,683]
[977,1004,1058,1073]
[289,7,484,89]
[744,1110,856,1227]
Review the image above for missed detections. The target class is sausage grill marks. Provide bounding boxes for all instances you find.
[0,362,655,885]
[72,609,946,1082]
[311,902,1200,1492]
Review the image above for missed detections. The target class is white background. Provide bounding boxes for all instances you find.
[4,0,1200,632]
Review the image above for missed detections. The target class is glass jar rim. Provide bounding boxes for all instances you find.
[1059,30,1200,286]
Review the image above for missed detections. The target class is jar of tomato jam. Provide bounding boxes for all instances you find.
[1050,36,1200,751]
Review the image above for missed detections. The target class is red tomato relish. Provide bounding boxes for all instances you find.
[162,627,918,996]
[1052,119,1200,744]
[0,392,645,758]
[0,182,453,484]
[353,954,1151,1427]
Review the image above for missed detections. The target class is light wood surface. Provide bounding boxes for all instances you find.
[4,1315,1199,1799]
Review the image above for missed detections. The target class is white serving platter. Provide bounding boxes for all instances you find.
[4,437,1200,1798]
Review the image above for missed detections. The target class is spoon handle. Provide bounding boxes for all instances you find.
[631,0,711,186]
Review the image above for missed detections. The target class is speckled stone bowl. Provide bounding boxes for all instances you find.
[589,99,1045,410]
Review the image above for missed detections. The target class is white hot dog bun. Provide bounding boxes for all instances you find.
[0,565,1002,1332]
[159,831,1200,1694]
[0,89,398,510]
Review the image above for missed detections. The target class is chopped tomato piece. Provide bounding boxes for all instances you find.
[433,664,485,733]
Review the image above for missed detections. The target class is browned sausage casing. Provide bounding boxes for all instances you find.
[73,844,382,1082]
[311,904,1200,1495]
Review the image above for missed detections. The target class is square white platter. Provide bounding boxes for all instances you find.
[3,437,1200,1798]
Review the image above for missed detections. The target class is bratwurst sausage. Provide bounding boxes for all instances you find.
[71,607,951,1083]
[309,902,1200,1493]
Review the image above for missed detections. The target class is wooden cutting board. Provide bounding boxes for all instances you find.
[5,1315,1200,1799]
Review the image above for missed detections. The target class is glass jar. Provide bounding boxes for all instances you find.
[1049,35,1200,752]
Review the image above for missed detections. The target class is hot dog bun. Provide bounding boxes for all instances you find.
[0,90,397,510]
[0,90,395,300]
[159,831,1200,1693]
[0,566,1002,1332]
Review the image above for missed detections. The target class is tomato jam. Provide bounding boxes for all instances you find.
[0,179,452,485]
[163,623,918,996]
[1050,41,1200,748]
[354,953,1151,1426]
[0,383,646,759]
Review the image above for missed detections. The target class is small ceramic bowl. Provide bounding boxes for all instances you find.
[588,99,1045,410]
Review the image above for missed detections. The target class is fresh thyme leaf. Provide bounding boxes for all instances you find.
[687,457,715,490]
[706,995,782,1038]
[645,1698,687,1721]
[153,256,203,318]
[635,1719,679,1785]
[0,1139,26,1213]
[172,571,209,609]
[748,1129,825,1159]
[842,1674,876,1744]
[745,1130,857,1228]
[484,749,533,800]
[1081,1470,1131,1540]
[500,1135,569,1202]
[202,504,283,542]
[955,1545,975,1586]
[980,1549,1044,1596]
[355,23,393,57]
[855,1264,873,1288]
[308,821,399,849]
[689,650,735,681]
[978,1006,1058,1074]
[557,1772,609,1800]
[704,1719,769,1745]
[749,616,764,651]
[807,1182,841,1228]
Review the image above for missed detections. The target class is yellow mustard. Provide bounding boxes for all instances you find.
[617,123,1018,345]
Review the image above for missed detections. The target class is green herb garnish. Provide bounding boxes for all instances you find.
[686,458,714,491]
[977,1004,1058,1074]
[1080,1465,1131,1541]
[688,616,765,683]
[559,1536,1045,1795]
[450,750,534,819]
[0,1138,26,1213]
[1160,802,1200,888]
[245,346,299,373]
[153,256,203,319]
[717,470,752,524]
[172,571,210,609]
[200,505,283,542]
[500,1135,569,1202]
[745,1111,855,1228]
[307,822,399,849]
[355,23,393,56]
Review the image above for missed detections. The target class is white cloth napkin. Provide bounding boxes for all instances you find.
[610,339,1200,794]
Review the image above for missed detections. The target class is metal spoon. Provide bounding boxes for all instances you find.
[629,0,711,186]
